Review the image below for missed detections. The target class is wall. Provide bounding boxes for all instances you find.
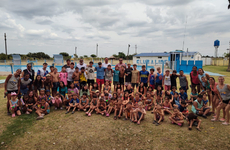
[182,53,202,61]
[133,56,169,65]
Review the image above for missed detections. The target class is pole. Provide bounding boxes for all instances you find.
[4,33,7,60]
[227,41,230,72]
[135,45,137,53]
[187,48,188,65]
[96,43,98,57]
[75,47,77,55]
[127,44,130,63]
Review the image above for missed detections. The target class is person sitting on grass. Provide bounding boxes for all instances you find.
[86,95,98,117]
[123,102,133,121]
[179,87,188,103]
[190,88,198,103]
[133,102,146,125]
[78,93,89,112]
[187,112,202,131]
[22,94,33,114]
[151,93,163,114]
[63,91,72,110]
[153,104,164,126]
[114,99,122,120]
[177,100,189,117]
[107,97,115,117]
[96,98,107,116]
[65,94,79,114]
[202,93,210,109]
[192,94,210,118]
[162,97,173,115]
[144,92,154,111]
[169,107,184,127]
[45,90,53,106]
[52,93,63,110]
[9,92,21,118]
[36,98,50,120]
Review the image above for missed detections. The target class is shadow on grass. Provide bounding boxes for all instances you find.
[0,112,37,149]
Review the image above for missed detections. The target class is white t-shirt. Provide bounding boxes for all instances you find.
[102,62,111,68]
[66,68,75,81]
[77,63,87,70]
[86,66,95,80]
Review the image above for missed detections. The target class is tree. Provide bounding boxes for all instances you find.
[83,55,88,58]
[80,56,84,59]
[26,52,50,59]
[74,54,78,58]
[224,52,230,57]
[59,52,69,57]
[90,54,97,58]
[118,52,126,59]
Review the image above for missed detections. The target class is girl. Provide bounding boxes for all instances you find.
[64,91,72,110]
[22,94,33,114]
[162,97,173,115]
[151,93,163,114]
[165,90,173,103]
[46,90,53,106]
[138,87,144,98]
[187,112,201,131]
[155,85,164,99]
[107,97,115,117]
[112,93,118,101]
[33,75,44,96]
[133,102,146,125]
[36,98,50,120]
[209,77,218,115]
[153,104,164,126]
[52,93,63,110]
[173,92,180,106]
[38,88,47,102]
[90,83,98,99]
[147,86,154,97]
[119,91,129,118]
[57,81,68,98]
[80,85,90,98]
[149,68,155,90]
[28,91,37,108]
[198,68,210,89]
[190,66,200,93]
[201,76,212,107]
[68,82,79,95]
[169,107,184,127]
[144,92,153,111]
[78,93,89,111]
[124,102,134,121]
[96,98,107,116]
[190,88,198,103]
[86,95,98,117]
[163,70,171,91]
[103,80,111,93]
[9,92,21,117]
[114,99,122,120]
[137,82,144,93]
[116,89,123,99]
[116,83,123,92]
[59,66,68,86]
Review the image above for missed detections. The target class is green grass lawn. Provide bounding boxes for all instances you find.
[0,66,230,150]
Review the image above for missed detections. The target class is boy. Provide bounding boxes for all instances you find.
[138,65,149,96]
[79,67,87,89]
[133,102,146,125]
[149,68,155,90]
[162,70,171,91]
[66,62,75,87]
[131,64,139,90]
[114,99,122,120]
[72,67,80,89]
[113,66,120,91]
[105,65,113,85]
[119,66,125,90]
[45,90,53,106]
[125,63,133,89]
[64,91,72,110]
[95,62,106,92]
[169,107,184,126]
[36,98,50,120]
[155,67,163,89]
[170,70,178,90]
[96,98,107,115]
[153,104,164,126]
[86,61,95,89]
[179,87,188,102]
[37,63,49,78]
[177,100,189,117]
[179,70,188,93]
[124,102,133,121]
[44,74,52,91]
[65,93,79,114]
[50,66,54,73]
[50,68,59,96]
[187,112,202,131]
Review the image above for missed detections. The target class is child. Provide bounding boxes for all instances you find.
[172,92,180,106]
[149,68,155,90]
[124,102,134,121]
[190,88,198,103]
[119,66,125,90]
[133,102,146,125]
[117,89,123,99]
[113,66,120,91]
[170,70,178,90]
[57,81,68,98]
[68,82,79,95]
[59,66,68,86]
[86,61,95,89]
[169,107,184,127]
[64,91,72,110]
[162,97,173,115]
[124,63,133,88]
[163,70,171,91]
[44,74,52,91]
[107,97,115,117]
[22,94,32,114]
[131,64,139,90]
[103,80,111,93]
[28,91,37,106]
[9,92,21,117]
[179,87,188,102]
[170,86,177,96]
[45,90,53,106]
[50,68,59,96]
[90,82,98,99]
[38,88,47,102]
[116,83,123,92]
[105,64,113,85]
[155,67,163,90]
[95,62,106,92]
[50,66,54,73]
[86,95,98,116]
[177,100,189,117]
[36,98,50,120]
[147,86,154,97]
[79,67,87,89]
[33,75,44,96]
[153,104,164,126]
[78,93,89,111]
[138,65,149,95]
[187,112,202,131]
[114,99,122,120]
[65,94,79,114]
[179,70,188,93]
[80,85,90,98]
[72,67,80,89]
[104,93,110,105]
[52,93,63,110]
[202,93,209,109]
[120,91,130,118]
[144,92,154,111]
[96,98,107,116]
[155,85,164,98]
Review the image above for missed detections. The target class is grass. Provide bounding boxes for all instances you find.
[0,66,230,150]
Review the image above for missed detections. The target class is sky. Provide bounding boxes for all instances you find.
[0,0,230,58]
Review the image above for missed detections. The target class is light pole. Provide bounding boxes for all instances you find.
[75,47,77,55]
[214,39,220,65]
[4,33,7,60]
[227,41,230,72]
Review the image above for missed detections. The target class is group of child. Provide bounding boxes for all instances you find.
[8,62,218,131]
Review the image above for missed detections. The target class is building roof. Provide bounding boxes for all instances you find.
[182,52,199,56]
[134,53,170,57]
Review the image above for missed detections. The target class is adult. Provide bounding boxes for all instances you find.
[5,69,22,115]
[125,63,133,88]
[21,63,35,83]
[66,62,75,86]
[211,76,230,125]
[209,77,218,114]
[77,59,87,70]
[191,94,210,118]
[37,63,49,78]
[190,66,200,93]
[20,73,32,96]
[102,57,111,68]
[63,59,71,68]
[115,58,126,70]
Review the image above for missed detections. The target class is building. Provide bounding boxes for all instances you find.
[133,52,170,65]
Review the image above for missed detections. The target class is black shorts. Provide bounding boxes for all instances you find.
[52,82,59,90]
[132,83,138,88]
[119,77,124,85]
[155,83,163,90]
[7,90,18,94]
[143,83,148,87]
[212,91,215,95]
[223,100,230,104]
[67,81,72,87]
[80,81,87,88]
[87,79,94,85]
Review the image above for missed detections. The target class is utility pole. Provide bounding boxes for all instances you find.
[135,45,137,53]
[227,41,230,72]
[4,33,7,60]
[127,44,130,62]
[75,47,77,55]
[96,43,98,57]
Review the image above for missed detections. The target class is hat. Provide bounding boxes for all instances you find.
[11,92,17,96]
[46,74,51,77]
[95,90,99,93]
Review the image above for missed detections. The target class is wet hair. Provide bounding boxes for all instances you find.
[150,68,154,71]
[75,66,79,69]
[81,67,85,70]
[71,62,74,65]
[209,77,215,82]
[133,64,137,66]
[43,63,48,65]
[142,65,146,68]
[198,68,204,73]
[98,62,102,65]
[181,100,186,105]
[83,93,87,96]
[187,112,197,121]
[173,70,177,73]
[50,66,54,69]
[179,87,184,90]
[105,93,109,96]
[93,95,97,98]
[197,94,203,99]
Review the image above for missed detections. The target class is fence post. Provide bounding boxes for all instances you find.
[162,62,164,73]
[10,63,14,74]
[146,62,148,70]
[4,60,6,65]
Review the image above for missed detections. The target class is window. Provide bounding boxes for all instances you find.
[158,57,162,59]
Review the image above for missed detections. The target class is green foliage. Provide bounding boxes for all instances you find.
[90,54,97,58]
[27,52,50,59]
[80,56,84,59]
[59,52,69,57]
[74,54,78,58]
[83,55,88,58]
[224,52,230,57]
